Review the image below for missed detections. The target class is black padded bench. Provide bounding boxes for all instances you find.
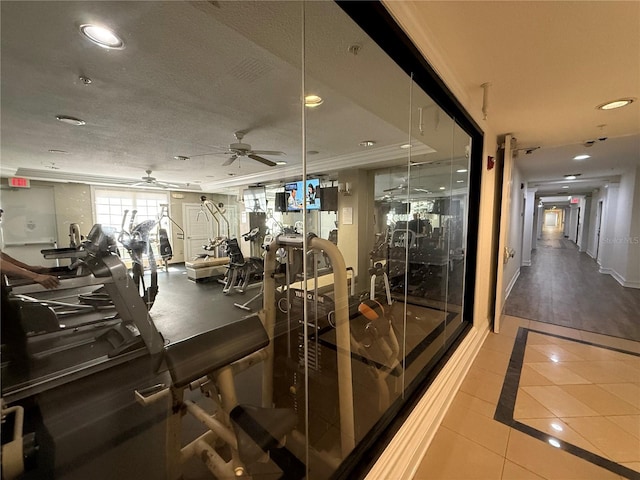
[164,314,269,388]
[162,314,302,478]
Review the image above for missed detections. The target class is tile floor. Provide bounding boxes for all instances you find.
[413,315,640,480]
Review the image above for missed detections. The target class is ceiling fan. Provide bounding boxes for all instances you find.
[190,131,284,167]
[131,170,179,189]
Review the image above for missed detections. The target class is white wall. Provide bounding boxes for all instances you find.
[503,164,523,298]
[605,165,640,287]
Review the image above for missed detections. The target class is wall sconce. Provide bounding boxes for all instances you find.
[338,182,352,196]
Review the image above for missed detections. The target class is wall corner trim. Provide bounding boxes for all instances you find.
[365,323,490,480]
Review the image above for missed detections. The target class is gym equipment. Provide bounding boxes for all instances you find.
[136,314,303,479]
[157,203,184,271]
[222,230,264,295]
[1,402,37,480]
[4,224,165,402]
[233,233,276,311]
[135,234,351,479]
[118,210,159,309]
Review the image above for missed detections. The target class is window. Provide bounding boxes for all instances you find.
[93,187,169,261]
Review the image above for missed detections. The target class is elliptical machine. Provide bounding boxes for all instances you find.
[118,210,159,309]
[222,228,264,295]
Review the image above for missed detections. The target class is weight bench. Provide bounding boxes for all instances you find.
[136,314,303,479]
[185,256,229,281]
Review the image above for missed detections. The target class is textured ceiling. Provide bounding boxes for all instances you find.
[1,1,638,200]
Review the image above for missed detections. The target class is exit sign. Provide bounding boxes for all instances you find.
[9,177,30,188]
[570,197,579,204]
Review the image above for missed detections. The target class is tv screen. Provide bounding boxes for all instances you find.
[244,187,267,212]
[285,179,321,211]
[305,178,320,210]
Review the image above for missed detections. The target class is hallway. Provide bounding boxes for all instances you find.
[413,315,640,480]
[411,224,640,479]
[505,225,640,342]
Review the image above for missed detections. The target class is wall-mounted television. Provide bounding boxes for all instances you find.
[285,178,321,211]
[244,186,267,212]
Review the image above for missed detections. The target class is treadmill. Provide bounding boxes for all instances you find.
[1,224,165,403]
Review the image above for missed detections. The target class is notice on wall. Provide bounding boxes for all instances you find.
[342,207,353,225]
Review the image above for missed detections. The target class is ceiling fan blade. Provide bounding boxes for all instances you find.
[188,150,229,158]
[222,155,238,166]
[383,185,406,192]
[248,154,276,167]
[250,150,285,156]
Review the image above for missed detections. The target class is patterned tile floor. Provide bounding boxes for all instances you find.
[413,315,640,480]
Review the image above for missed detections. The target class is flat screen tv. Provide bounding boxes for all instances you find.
[244,186,267,212]
[285,179,321,211]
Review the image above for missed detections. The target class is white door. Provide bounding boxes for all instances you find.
[183,203,214,261]
[494,134,516,333]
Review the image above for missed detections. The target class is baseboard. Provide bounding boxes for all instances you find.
[598,267,640,289]
[586,249,595,259]
[609,269,640,289]
[504,269,520,301]
[365,323,489,480]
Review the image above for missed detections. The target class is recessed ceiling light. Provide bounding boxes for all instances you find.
[275,161,287,165]
[400,143,412,149]
[456,180,464,183]
[173,155,189,161]
[456,168,468,173]
[56,115,85,126]
[439,186,446,190]
[562,185,569,189]
[573,154,590,160]
[80,24,124,49]
[48,149,69,154]
[564,173,581,180]
[359,140,376,147]
[596,98,635,110]
[304,95,323,108]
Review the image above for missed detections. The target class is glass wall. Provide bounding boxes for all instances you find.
[0,1,478,479]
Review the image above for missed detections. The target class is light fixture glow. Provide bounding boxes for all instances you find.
[548,438,561,448]
[275,161,287,165]
[573,154,590,160]
[48,149,69,154]
[173,155,189,161]
[400,143,412,149]
[359,140,376,147]
[597,98,635,110]
[439,186,446,190]
[80,24,124,49]
[56,115,85,126]
[550,355,559,363]
[456,168,468,173]
[564,175,577,180]
[456,180,464,183]
[304,95,323,108]
[551,423,564,432]
[562,185,569,189]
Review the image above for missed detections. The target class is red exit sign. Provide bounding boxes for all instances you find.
[9,177,30,188]
[570,197,580,204]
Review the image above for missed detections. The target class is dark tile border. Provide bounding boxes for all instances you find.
[495,327,640,480]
